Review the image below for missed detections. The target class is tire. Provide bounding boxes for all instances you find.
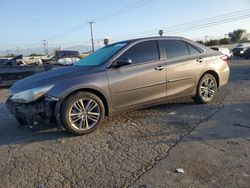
[60,92,105,135]
[16,116,27,126]
[193,74,218,104]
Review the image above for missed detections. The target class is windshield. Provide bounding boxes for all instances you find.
[75,43,127,66]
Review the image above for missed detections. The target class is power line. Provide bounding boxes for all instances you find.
[45,23,89,41]
[45,0,156,41]
[16,13,250,50]
[61,13,250,49]
[94,0,156,22]
[6,8,250,49]
[163,14,250,35]
[29,7,250,45]
[113,9,250,39]
[110,9,250,41]
[164,9,250,31]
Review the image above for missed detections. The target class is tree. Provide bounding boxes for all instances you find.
[29,53,43,57]
[240,37,249,43]
[228,29,246,43]
[219,38,231,45]
[196,40,204,45]
[206,40,220,46]
[2,54,16,58]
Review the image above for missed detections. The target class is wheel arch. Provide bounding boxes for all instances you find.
[58,88,110,117]
[193,70,220,104]
[199,70,220,87]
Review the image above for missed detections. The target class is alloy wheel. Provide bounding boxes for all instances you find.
[199,77,216,101]
[68,98,100,130]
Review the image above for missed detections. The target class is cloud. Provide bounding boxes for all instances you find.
[29,15,40,19]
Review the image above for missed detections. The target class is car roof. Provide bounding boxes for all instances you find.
[109,36,209,53]
[112,36,184,45]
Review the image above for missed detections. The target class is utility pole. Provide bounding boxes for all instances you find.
[205,36,208,45]
[88,21,95,52]
[97,39,101,49]
[42,40,48,55]
[16,47,20,55]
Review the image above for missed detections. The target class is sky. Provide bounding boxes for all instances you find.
[0,0,250,51]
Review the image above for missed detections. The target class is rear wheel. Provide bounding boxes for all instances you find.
[193,74,218,104]
[60,92,105,135]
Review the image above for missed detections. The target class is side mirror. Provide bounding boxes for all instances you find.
[111,58,132,68]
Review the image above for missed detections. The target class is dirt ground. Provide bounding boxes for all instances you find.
[0,59,249,188]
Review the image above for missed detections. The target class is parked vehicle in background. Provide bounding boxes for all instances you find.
[1,55,25,67]
[0,66,45,87]
[0,51,82,87]
[243,48,250,59]
[43,51,81,65]
[0,55,45,87]
[1,55,42,67]
[211,47,233,58]
[0,58,10,66]
[232,44,249,57]
[6,36,230,135]
[55,50,81,65]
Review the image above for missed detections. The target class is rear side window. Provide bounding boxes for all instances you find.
[187,43,202,55]
[162,40,189,58]
[120,40,159,64]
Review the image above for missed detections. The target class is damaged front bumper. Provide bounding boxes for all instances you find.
[6,96,58,127]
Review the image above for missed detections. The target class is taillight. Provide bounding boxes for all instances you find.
[220,55,228,62]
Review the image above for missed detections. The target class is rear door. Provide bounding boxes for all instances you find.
[106,40,167,110]
[161,39,206,98]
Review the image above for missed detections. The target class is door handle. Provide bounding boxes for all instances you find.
[155,66,165,71]
[196,58,205,63]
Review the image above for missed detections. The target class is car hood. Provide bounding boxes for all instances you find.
[10,65,93,93]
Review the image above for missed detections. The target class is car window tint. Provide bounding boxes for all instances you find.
[187,43,202,55]
[76,43,127,66]
[120,40,159,64]
[162,40,190,58]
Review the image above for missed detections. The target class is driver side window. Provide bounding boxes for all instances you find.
[119,40,159,64]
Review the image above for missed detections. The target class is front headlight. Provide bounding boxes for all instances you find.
[11,85,54,103]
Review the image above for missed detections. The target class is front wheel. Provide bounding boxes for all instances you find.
[60,92,105,135]
[15,116,27,126]
[193,74,218,104]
